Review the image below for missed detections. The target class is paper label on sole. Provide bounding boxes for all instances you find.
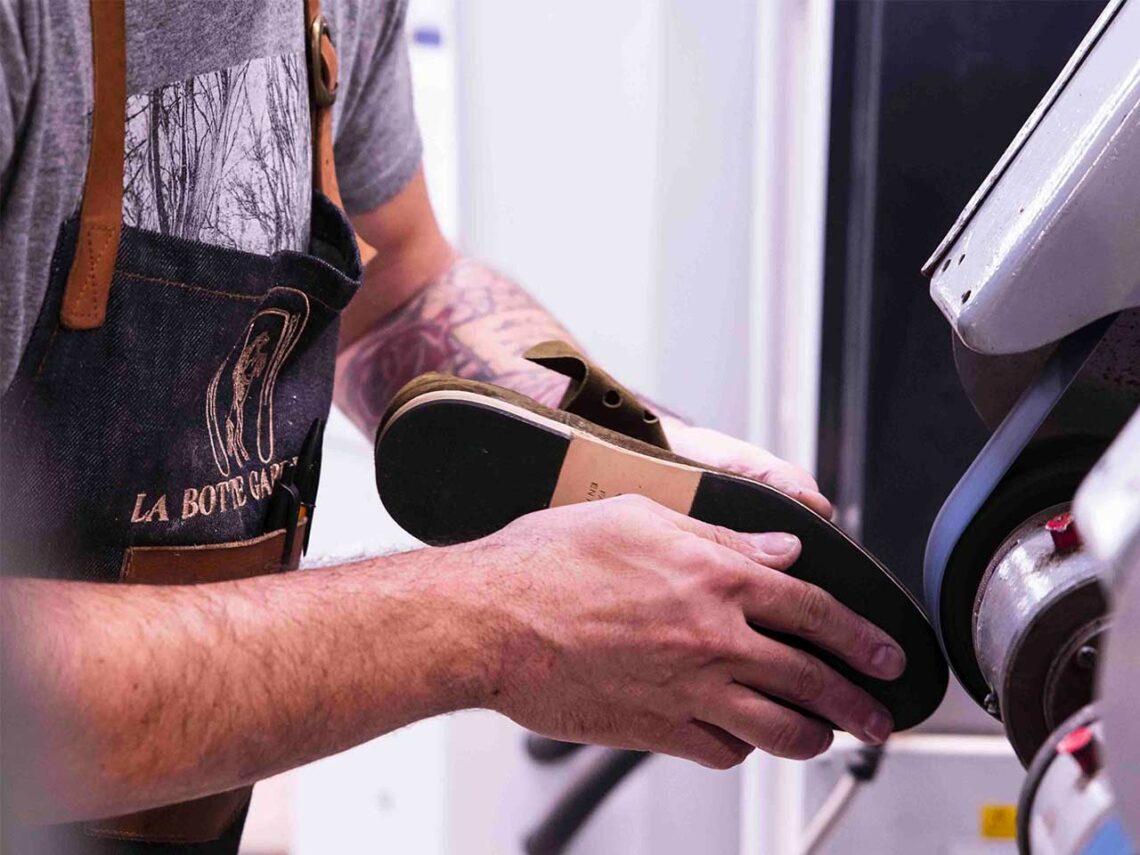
[549,436,701,514]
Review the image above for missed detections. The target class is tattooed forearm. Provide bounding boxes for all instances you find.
[335,258,577,437]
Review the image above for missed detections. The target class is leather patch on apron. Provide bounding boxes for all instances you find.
[86,790,253,846]
[120,524,305,585]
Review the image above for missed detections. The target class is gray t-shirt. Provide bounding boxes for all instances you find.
[0,0,422,390]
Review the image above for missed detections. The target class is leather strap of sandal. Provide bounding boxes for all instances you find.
[524,341,671,450]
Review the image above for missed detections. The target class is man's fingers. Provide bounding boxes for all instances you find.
[740,567,906,681]
[767,479,833,518]
[660,720,754,770]
[631,498,802,570]
[708,439,833,518]
[731,633,893,745]
[759,463,832,518]
[741,533,800,571]
[661,423,835,517]
[702,684,834,760]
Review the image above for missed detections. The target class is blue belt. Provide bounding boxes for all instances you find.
[922,315,1115,691]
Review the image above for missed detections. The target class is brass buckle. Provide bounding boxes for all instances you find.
[309,15,338,108]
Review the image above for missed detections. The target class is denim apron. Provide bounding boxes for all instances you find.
[0,1,360,851]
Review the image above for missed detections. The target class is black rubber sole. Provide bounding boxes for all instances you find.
[376,394,948,731]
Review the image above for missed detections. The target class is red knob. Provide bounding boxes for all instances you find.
[1046,511,1081,552]
[1057,726,1099,778]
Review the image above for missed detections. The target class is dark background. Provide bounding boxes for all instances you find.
[817,0,1107,600]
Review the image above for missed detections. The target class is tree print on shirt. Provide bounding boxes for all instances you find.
[123,52,311,255]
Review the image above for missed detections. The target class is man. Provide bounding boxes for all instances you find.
[0,0,903,850]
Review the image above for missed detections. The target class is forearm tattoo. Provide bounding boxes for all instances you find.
[336,258,576,437]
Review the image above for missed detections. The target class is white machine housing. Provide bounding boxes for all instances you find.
[924,0,1140,356]
[1075,408,1140,847]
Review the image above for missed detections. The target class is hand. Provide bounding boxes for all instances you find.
[663,418,833,517]
[465,495,904,769]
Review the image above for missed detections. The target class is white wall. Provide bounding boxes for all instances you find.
[655,0,759,437]
[453,0,663,400]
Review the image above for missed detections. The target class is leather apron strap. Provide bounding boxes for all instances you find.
[305,0,344,209]
[60,0,126,330]
[61,0,345,330]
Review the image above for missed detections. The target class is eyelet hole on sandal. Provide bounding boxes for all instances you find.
[643,410,658,424]
[603,390,622,408]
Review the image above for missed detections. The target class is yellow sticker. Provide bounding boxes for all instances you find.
[980,804,1018,839]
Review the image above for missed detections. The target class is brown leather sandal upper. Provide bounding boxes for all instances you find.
[521,341,670,450]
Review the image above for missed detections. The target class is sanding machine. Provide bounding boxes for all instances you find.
[922,1,1140,851]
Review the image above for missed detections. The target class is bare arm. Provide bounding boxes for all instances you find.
[337,169,575,438]
[337,169,832,515]
[1,499,903,825]
[336,257,576,434]
[0,546,495,824]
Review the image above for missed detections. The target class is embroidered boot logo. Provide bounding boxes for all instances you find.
[224,331,271,469]
[128,290,313,526]
[206,293,311,478]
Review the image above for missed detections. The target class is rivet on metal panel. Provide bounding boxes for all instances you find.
[1075,645,1098,671]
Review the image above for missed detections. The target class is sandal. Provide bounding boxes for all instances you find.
[374,341,947,730]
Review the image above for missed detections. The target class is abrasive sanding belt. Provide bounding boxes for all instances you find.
[923,315,1116,661]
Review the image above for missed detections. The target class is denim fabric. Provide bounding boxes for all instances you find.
[6,802,251,855]
[0,192,360,853]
